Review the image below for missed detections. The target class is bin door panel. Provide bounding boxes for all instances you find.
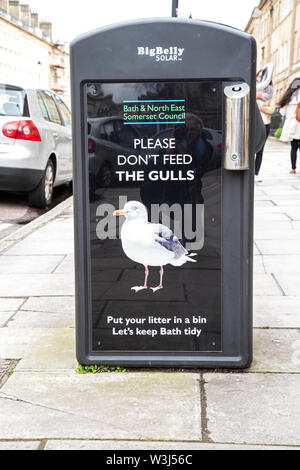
[85,80,223,354]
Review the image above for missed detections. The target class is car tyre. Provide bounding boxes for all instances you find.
[28,160,55,209]
[98,162,113,188]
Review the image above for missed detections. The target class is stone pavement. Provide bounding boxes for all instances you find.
[0,138,299,451]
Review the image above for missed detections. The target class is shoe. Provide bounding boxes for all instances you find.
[290,169,296,174]
[255,175,262,183]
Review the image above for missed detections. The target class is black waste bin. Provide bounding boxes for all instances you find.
[71,18,265,368]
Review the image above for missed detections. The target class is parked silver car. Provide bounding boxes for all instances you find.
[0,83,72,208]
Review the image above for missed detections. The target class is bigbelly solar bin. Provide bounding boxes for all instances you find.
[71,18,265,368]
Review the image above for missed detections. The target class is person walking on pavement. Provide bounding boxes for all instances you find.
[278,78,300,174]
[255,69,274,183]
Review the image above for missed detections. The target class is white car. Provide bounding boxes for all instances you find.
[0,83,72,208]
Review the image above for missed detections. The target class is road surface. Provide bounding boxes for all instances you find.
[0,185,72,240]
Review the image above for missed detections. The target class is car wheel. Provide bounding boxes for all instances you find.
[28,160,55,209]
[98,163,113,188]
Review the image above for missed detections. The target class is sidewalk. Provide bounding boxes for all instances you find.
[0,138,299,451]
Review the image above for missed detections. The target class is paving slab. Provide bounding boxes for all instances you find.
[16,328,76,371]
[0,328,61,359]
[5,239,74,256]
[0,441,40,450]
[254,220,292,231]
[0,274,74,297]
[8,311,74,329]
[272,198,300,206]
[251,329,300,373]
[254,295,300,315]
[255,200,275,207]
[262,255,300,273]
[0,396,116,440]
[254,256,265,274]
[253,274,283,296]
[273,273,300,296]
[254,187,268,196]
[0,298,25,312]
[255,240,300,255]
[204,373,300,446]
[0,312,15,327]
[292,221,300,230]
[254,244,260,256]
[255,231,300,240]
[44,440,299,451]
[254,213,290,221]
[0,359,17,387]
[54,255,74,274]
[0,255,64,274]
[0,372,201,441]
[254,296,300,328]
[254,206,288,213]
[22,218,74,237]
[21,296,75,314]
[26,230,74,243]
[277,208,300,221]
[261,186,299,195]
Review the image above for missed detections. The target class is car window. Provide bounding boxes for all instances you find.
[39,91,62,125]
[37,93,50,121]
[54,95,72,128]
[203,129,212,140]
[100,121,118,143]
[0,84,29,117]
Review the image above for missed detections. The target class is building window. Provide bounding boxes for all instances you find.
[271,49,279,74]
[282,0,292,19]
[295,30,300,63]
[279,42,288,72]
[279,41,290,71]
[279,44,283,71]
[273,2,279,28]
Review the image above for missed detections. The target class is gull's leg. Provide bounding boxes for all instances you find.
[131,265,149,292]
[151,266,164,293]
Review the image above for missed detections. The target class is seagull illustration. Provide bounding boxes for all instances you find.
[113,201,197,292]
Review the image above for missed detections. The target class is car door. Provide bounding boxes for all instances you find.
[53,94,73,181]
[38,91,70,184]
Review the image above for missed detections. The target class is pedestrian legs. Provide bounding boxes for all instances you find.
[291,139,300,171]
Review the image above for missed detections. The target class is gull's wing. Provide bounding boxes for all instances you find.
[149,223,187,260]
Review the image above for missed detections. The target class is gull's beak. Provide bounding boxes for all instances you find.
[113,209,128,216]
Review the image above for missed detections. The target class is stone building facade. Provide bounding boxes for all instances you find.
[0,0,70,102]
[245,0,300,104]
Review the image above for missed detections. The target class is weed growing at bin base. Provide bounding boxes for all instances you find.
[76,364,127,374]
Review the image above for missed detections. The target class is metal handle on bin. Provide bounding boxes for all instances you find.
[224,83,250,171]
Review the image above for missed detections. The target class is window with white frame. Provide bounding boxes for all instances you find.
[294,29,300,63]
[279,41,290,71]
[273,1,279,28]
[282,0,292,18]
[279,44,283,71]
